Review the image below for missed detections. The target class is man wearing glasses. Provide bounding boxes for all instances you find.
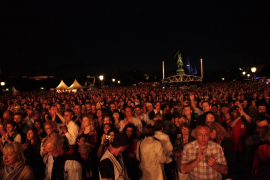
[245,114,270,165]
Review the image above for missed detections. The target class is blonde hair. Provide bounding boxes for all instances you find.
[206,122,230,145]
[79,115,95,135]
[3,142,26,163]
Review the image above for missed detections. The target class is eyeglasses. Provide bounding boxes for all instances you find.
[256,126,268,130]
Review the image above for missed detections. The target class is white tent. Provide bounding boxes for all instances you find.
[69,79,85,89]
[55,80,69,90]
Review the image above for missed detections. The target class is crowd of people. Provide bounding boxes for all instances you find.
[0,82,269,180]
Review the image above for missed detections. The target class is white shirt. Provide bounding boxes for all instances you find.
[2,133,21,144]
[64,121,79,145]
[45,155,83,180]
[135,113,150,124]
[154,131,173,164]
[119,117,143,132]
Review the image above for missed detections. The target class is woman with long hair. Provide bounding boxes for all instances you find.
[77,115,98,149]
[23,127,44,179]
[207,122,237,179]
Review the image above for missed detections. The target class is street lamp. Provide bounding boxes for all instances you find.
[242,71,246,75]
[99,75,104,87]
[222,78,225,81]
[0,82,5,86]
[251,67,256,82]
[112,78,115,85]
[118,80,120,84]
[247,74,251,78]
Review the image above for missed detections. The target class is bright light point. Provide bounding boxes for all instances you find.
[0,82,5,86]
[251,67,256,73]
[40,87,44,90]
[118,80,120,84]
[242,71,246,75]
[6,88,9,91]
[247,74,251,77]
[222,78,225,80]
[112,78,115,82]
[99,75,104,81]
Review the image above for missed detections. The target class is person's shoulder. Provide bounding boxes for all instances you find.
[184,140,197,148]
[20,165,34,179]
[99,158,113,167]
[208,140,223,149]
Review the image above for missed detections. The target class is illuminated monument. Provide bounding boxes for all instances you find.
[162,51,202,84]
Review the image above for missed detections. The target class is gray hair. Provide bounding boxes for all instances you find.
[43,132,65,148]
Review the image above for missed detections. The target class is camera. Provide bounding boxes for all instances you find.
[105,135,111,140]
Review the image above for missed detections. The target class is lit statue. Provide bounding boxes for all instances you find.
[175,50,183,69]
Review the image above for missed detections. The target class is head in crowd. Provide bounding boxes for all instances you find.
[154,101,161,111]
[206,122,230,144]
[78,144,92,161]
[13,112,24,125]
[255,114,269,139]
[123,124,136,140]
[34,120,42,130]
[125,106,134,118]
[196,124,211,146]
[96,109,103,118]
[103,116,112,124]
[153,113,163,121]
[3,110,13,122]
[179,122,189,135]
[154,120,164,131]
[231,106,240,118]
[110,133,129,152]
[164,113,172,121]
[79,115,95,135]
[221,103,230,114]
[64,109,74,123]
[205,111,216,123]
[211,104,219,115]
[43,132,65,157]
[26,109,34,118]
[201,101,212,113]
[112,110,121,120]
[32,110,41,121]
[135,105,143,117]
[143,124,155,137]
[182,105,193,117]
[26,127,39,146]
[43,121,56,135]
[74,104,82,114]
[258,103,267,114]
[103,123,113,135]
[3,142,26,168]
[6,121,18,134]
[146,103,153,112]
[110,102,117,112]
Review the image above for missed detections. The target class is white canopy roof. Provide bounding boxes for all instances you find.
[55,80,69,90]
[69,79,85,89]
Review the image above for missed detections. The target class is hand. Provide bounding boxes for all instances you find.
[224,113,231,120]
[4,135,10,142]
[60,125,68,133]
[101,134,106,144]
[77,139,85,146]
[190,93,195,101]
[196,149,206,162]
[22,143,28,150]
[208,154,217,167]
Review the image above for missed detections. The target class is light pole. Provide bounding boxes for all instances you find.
[99,75,104,87]
[112,78,115,85]
[251,67,256,82]
[1,82,5,92]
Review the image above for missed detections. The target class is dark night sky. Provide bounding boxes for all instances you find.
[0,1,269,77]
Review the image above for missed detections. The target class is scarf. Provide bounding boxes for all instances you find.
[4,160,25,180]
